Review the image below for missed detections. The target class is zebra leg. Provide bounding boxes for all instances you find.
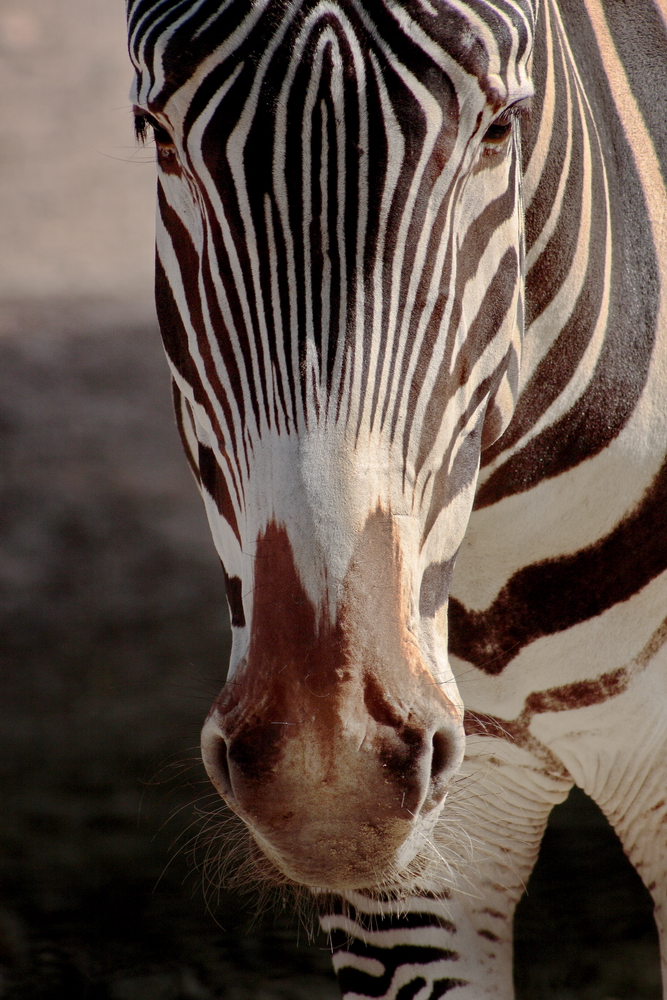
[612,802,667,1000]
[321,740,573,999]
[533,645,667,1000]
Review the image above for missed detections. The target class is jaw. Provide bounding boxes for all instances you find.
[247,798,448,893]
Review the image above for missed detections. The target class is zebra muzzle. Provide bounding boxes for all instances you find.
[200,514,465,889]
[201,666,464,889]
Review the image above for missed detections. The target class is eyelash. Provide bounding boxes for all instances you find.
[482,101,530,146]
[134,112,172,147]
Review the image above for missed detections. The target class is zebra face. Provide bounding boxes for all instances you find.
[129,0,534,891]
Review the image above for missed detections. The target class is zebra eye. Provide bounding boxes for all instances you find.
[482,99,531,149]
[134,111,173,148]
[483,116,514,144]
[482,109,517,146]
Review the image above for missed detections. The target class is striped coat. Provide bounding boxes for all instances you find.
[127,1,667,995]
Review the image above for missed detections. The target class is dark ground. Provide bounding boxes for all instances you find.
[0,299,661,999]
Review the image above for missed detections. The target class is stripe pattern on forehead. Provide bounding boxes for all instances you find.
[130,0,533,568]
[128,1,535,109]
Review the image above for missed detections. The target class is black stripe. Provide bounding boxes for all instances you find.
[223,569,246,627]
[450,452,667,673]
[520,0,547,169]
[600,0,667,184]
[155,251,205,403]
[198,443,241,543]
[523,57,585,330]
[172,380,200,480]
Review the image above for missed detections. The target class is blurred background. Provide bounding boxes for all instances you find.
[0,1,661,998]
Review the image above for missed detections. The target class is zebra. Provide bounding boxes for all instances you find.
[127,0,667,996]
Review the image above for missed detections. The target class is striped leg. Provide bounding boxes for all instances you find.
[322,897,475,1000]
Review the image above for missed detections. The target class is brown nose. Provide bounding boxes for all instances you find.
[201,663,464,889]
[200,513,465,889]
[205,678,460,809]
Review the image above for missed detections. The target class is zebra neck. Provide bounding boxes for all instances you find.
[477,0,662,509]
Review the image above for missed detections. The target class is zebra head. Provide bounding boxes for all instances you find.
[128,0,534,891]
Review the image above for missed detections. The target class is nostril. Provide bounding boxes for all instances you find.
[430,728,454,785]
[209,735,233,799]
